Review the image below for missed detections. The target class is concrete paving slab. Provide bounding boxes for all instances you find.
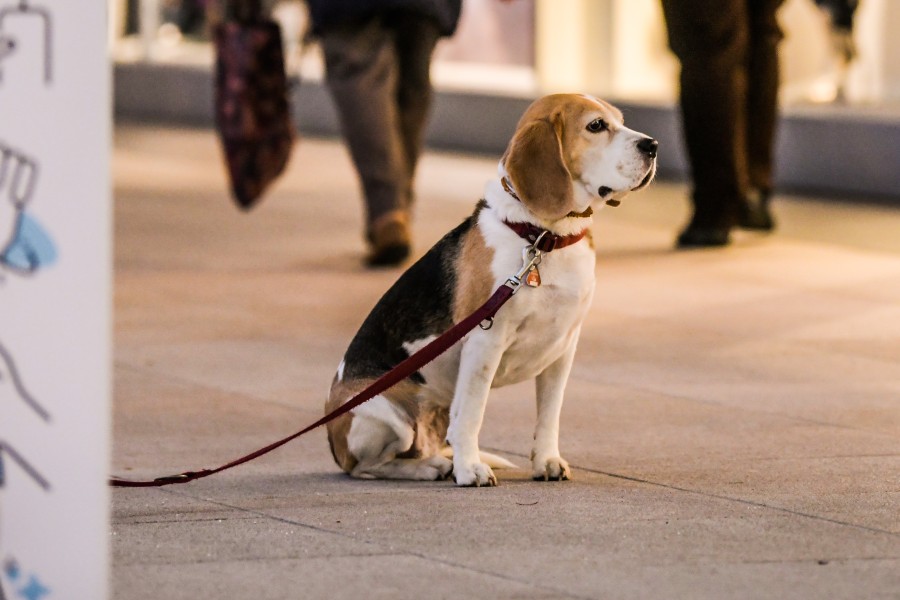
[113,553,566,600]
[112,365,330,476]
[115,471,898,600]
[113,509,380,567]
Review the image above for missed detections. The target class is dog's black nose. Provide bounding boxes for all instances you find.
[637,137,658,158]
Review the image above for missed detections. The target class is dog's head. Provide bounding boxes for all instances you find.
[502,94,657,221]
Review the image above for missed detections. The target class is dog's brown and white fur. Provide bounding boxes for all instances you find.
[326,94,657,486]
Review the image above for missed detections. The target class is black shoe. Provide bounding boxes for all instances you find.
[737,191,775,231]
[676,224,731,248]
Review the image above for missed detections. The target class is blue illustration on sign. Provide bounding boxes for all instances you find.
[0,140,55,279]
[2,559,50,600]
[1,212,55,274]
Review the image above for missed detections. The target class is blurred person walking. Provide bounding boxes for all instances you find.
[305,0,462,267]
[661,0,785,247]
[814,0,860,102]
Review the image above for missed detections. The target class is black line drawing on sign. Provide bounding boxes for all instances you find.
[0,342,52,600]
[0,339,51,490]
[0,140,56,279]
[0,440,49,491]
[0,341,51,600]
[0,0,52,85]
[0,342,50,422]
[0,31,13,62]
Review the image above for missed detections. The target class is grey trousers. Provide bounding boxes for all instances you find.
[320,13,441,230]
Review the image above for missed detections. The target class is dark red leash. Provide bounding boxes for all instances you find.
[109,283,518,488]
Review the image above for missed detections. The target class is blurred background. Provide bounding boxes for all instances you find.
[110,0,900,200]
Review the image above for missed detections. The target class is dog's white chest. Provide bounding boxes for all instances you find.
[489,246,595,386]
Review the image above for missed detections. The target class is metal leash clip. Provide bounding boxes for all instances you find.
[483,233,547,329]
[504,231,546,295]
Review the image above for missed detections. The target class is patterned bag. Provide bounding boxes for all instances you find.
[214,1,294,210]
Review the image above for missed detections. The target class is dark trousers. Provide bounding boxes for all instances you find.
[320,13,441,229]
[661,0,785,227]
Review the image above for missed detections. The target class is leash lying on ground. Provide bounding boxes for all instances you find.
[109,236,551,488]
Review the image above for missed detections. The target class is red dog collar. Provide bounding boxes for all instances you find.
[499,177,591,250]
[502,220,587,252]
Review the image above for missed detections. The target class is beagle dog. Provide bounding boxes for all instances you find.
[326,94,657,486]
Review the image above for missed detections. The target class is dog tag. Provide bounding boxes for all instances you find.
[525,266,541,287]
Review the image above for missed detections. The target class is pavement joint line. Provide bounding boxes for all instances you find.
[113,361,328,420]
[580,469,900,538]
[488,449,900,539]
[731,556,900,565]
[155,487,597,600]
[120,515,262,525]
[115,552,395,569]
[570,375,900,439]
[742,453,900,462]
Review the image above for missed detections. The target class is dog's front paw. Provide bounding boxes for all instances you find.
[453,462,497,487]
[532,457,571,482]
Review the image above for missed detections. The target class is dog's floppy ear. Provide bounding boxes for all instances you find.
[504,115,574,220]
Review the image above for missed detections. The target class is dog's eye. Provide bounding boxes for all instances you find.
[586,119,608,133]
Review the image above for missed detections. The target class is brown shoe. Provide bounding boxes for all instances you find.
[365,211,411,267]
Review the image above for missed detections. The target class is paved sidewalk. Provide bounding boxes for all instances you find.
[111,125,900,600]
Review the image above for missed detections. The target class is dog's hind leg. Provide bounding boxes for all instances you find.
[346,397,452,481]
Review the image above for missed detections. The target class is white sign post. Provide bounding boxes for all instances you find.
[0,2,111,599]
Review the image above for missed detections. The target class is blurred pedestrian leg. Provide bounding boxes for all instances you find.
[308,1,461,266]
[661,0,784,248]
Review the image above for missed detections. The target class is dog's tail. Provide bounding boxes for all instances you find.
[439,446,517,470]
